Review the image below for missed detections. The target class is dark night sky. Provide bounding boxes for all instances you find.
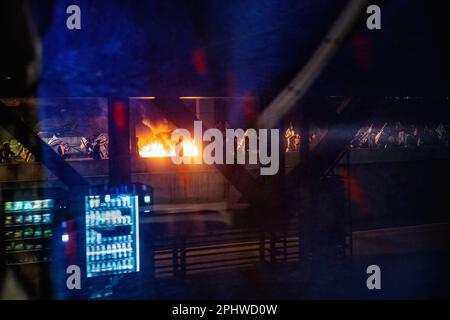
[30,0,450,99]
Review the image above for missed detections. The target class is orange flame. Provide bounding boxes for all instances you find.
[139,139,198,158]
[138,119,198,158]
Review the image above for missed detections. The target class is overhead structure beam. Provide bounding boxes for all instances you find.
[257,0,370,130]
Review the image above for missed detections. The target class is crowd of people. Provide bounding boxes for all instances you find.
[2,122,448,164]
[350,122,449,149]
[0,133,110,164]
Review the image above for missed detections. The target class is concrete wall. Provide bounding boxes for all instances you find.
[0,158,229,204]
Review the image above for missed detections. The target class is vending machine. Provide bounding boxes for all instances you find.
[3,198,54,265]
[1,188,69,299]
[84,193,140,279]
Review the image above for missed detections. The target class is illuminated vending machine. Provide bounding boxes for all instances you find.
[84,193,140,296]
[1,188,68,299]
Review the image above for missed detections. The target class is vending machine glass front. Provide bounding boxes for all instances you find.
[3,199,54,266]
[84,194,140,278]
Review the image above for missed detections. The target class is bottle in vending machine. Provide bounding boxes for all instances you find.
[89,198,95,209]
[105,210,110,225]
[96,245,101,261]
[112,244,117,259]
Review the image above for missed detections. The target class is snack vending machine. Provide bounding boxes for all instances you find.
[1,188,68,299]
[3,199,54,265]
[84,193,140,279]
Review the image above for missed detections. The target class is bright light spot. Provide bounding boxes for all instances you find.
[139,140,198,158]
[144,195,151,204]
[62,233,69,242]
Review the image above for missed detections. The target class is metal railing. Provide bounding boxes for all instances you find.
[150,218,300,278]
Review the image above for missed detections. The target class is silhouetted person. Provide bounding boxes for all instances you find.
[294,133,301,151]
[135,137,141,156]
[1,142,15,163]
[92,139,102,160]
[57,143,70,159]
[285,122,296,152]
[175,135,184,157]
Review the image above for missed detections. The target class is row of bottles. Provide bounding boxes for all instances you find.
[87,243,133,261]
[87,259,134,276]
[86,210,132,227]
[86,229,132,245]
[87,195,132,209]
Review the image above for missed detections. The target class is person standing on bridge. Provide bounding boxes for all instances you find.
[92,139,102,160]
[0,142,16,163]
[57,142,70,159]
